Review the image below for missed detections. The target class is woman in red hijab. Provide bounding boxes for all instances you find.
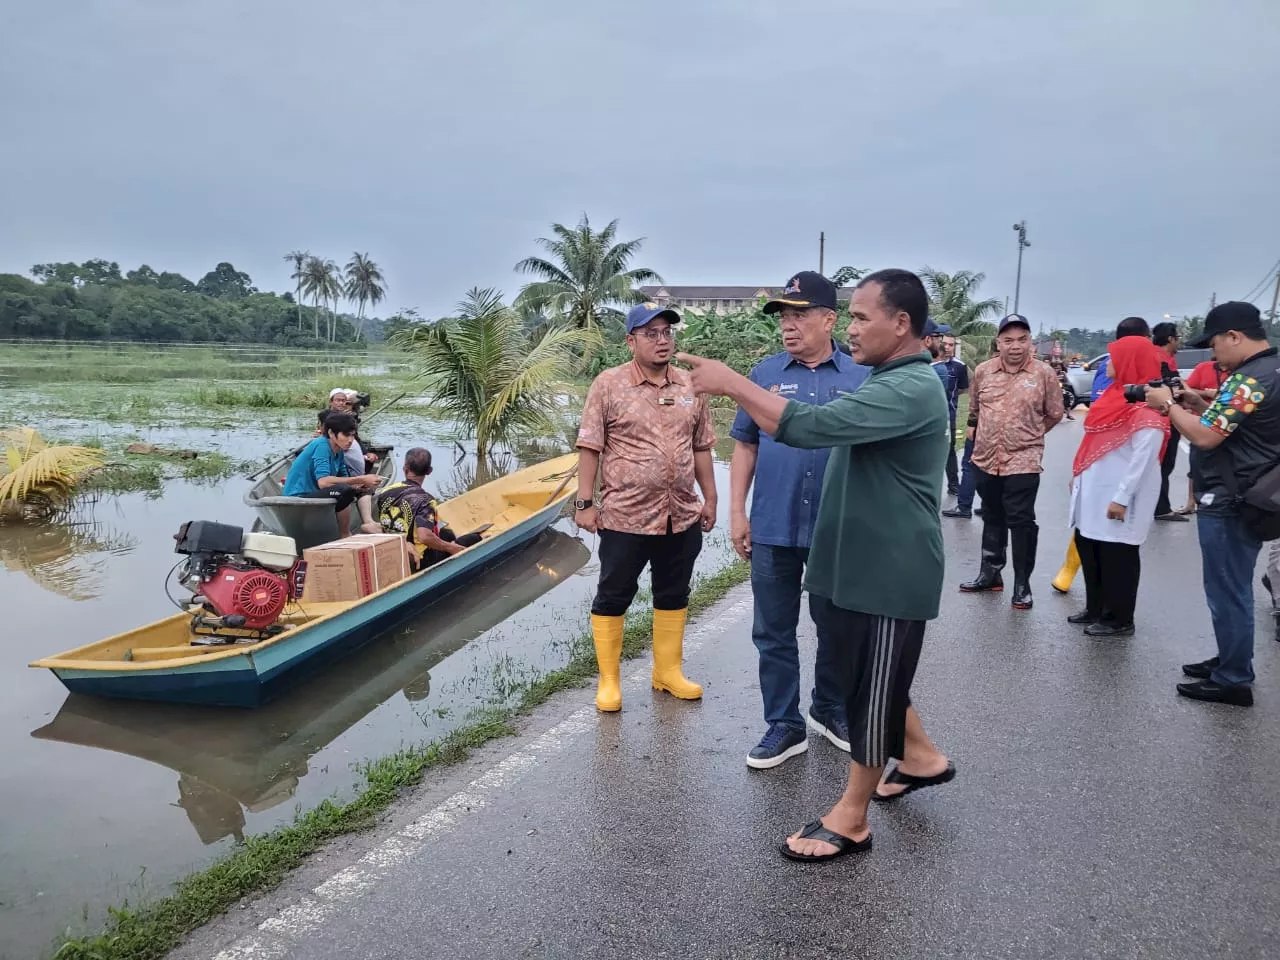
[1066,336,1171,636]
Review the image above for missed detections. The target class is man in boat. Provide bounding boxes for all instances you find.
[316,389,379,473]
[283,411,382,536]
[575,301,718,713]
[377,447,482,571]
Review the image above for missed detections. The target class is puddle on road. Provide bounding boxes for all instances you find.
[0,422,737,958]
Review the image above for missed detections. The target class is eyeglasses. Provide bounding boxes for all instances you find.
[636,328,675,342]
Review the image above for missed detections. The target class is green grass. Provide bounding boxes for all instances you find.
[49,560,750,960]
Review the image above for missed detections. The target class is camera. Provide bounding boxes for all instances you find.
[1123,365,1183,404]
[350,391,372,414]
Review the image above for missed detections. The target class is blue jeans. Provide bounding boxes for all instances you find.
[956,436,978,511]
[1197,511,1261,687]
[750,543,844,729]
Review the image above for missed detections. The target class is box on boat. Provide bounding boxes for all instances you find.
[345,533,409,591]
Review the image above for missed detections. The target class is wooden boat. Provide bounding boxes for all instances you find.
[244,443,397,550]
[30,453,579,707]
[30,528,591,844]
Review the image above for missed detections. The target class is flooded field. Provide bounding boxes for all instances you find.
[0,344,740,958]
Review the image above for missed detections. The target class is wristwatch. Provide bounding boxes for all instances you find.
[573,497,594,511]
[1160,400,1174,416]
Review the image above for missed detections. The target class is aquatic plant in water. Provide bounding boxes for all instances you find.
[0,427,105,518]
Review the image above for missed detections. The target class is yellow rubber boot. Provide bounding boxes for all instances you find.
[651,608,702,700]
[1051,536,1081,594]
[591,614,624,712]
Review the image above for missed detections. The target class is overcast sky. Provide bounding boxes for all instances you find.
[2,1,1277,329]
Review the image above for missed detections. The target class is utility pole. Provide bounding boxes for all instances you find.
[1209,291,1217,311]
[819,232,825,275]
[1270,270,1280,328]
[1012,220,1030,314]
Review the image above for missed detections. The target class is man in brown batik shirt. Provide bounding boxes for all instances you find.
[958,313,1064,610]
[575,302,718,713]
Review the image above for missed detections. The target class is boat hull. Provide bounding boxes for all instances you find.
[51,497,568,707]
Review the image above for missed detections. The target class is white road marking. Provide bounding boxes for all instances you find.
[210,592,749,958]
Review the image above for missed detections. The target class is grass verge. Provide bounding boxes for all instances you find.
[50,560,749,960]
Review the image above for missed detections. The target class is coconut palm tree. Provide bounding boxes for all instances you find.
[919,267,1003,364]
[514,215,662,354]
[344,253,387,342]
[300,256,342,341]
[0,428,104,519]
[395,288,588,463]
[283,250,310,330]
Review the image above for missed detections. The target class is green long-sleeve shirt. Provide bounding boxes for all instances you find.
[774,352,948,621]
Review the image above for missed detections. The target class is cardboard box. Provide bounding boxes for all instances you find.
[301,541,376,603]
[345,533,409,591]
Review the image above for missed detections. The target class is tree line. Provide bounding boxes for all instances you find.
[1,254,387,345]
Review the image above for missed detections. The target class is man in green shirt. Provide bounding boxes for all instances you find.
[678,268,955,862]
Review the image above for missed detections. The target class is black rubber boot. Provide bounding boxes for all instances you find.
[1010,526,1038,610]
[960,521,1006,592]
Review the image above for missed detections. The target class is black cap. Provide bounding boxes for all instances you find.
[997,313,1031,333]
[763,271,838,314]
[1188,301,1264,349]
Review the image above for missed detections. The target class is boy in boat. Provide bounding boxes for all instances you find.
[376,447,482,571]
[283,412,382,536]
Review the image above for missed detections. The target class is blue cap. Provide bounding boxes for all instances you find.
[626,301,681,334]
[923,318,951,336]
[998,313,1031,333]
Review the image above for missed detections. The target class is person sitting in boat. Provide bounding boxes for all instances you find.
[376,447,482,570]
[315,389,379,474]
[284,412,382,536]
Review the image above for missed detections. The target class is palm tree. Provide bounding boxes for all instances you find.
[344,253,387,342]
[300,256,342,341]
[395,288,588,463]
[514,215,662,354]
[919,267,1003,364]
[0,428,104,519]
[283,250,309,330]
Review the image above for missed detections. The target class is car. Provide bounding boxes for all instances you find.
[1065,347,1216,408]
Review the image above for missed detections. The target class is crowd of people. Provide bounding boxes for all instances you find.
[571,267,1279,863]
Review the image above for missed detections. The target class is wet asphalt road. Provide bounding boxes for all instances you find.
[177,423,1280,960]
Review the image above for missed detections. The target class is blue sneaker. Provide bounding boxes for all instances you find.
[807,708,851,753]
[746,723,808,770]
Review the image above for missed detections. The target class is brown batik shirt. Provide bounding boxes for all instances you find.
[969,356,1065,475]
[576,360,717,536]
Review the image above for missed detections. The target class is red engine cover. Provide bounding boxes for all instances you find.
[199,566,289,629]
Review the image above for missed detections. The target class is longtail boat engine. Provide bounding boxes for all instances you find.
[172,521,306,644]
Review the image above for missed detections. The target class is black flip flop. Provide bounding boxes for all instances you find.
[872,760,957,803]
[779,819,872,862]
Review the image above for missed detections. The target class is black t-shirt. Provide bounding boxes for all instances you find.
[1191,347,1280,513]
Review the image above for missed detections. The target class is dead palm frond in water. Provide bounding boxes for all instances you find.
[0,427,105,517]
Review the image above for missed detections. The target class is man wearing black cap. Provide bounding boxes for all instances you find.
[1145,301,1280,707]
[730,271,870,769]
[958,313,1065,609]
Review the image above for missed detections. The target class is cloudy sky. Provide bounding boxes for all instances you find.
[2,1,1277,329]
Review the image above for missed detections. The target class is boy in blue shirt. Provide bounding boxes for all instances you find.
[283,412,383,536]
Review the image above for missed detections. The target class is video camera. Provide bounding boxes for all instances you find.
[1123,364,1182,404]
[349,391,372,415]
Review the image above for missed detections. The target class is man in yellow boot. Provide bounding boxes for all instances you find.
[574,302,718,712]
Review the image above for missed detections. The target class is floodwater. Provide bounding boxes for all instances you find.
[0,417,738,958]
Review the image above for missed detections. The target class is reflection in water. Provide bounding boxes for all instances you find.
[0,504,136,600]
[32,529,590,845]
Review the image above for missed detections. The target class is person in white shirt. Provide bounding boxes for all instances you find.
[1066,335,1171,637]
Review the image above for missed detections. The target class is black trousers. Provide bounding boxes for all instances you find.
[592,523,703,616]
[945,419,959,491]
[1074,530,1141,626]
[1154,423,1181,516]
[973,469,1040,579]
[416,529,484,570]
[299,485,359,512]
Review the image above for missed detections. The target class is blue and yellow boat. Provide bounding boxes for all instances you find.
[29,454,578,707]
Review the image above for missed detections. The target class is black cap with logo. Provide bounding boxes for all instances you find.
[763,271,838,314]
[997,313,1032,333]
[1187,301,1265,349]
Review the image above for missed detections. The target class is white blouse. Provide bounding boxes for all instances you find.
[1068,427,1164,545]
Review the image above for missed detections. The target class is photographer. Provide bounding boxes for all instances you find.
[1145,302,1279,707]
[1151,322,1187,521]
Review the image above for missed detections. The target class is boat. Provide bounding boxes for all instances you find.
[30,453,579,707]
[30,528,591,844]
[244,442,398,550]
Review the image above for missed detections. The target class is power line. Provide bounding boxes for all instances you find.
[1240,257,1280,303]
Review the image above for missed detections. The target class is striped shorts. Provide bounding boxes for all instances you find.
[810,596,926,768]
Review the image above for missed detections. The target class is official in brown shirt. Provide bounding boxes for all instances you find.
[958,313,1064,609]
[576,302,718,713]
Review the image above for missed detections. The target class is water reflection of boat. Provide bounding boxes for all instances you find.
[31,528,591,845]
[30,454,579,706]
[0,509,136,600]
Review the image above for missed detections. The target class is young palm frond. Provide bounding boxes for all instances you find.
[0,428,104,510]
